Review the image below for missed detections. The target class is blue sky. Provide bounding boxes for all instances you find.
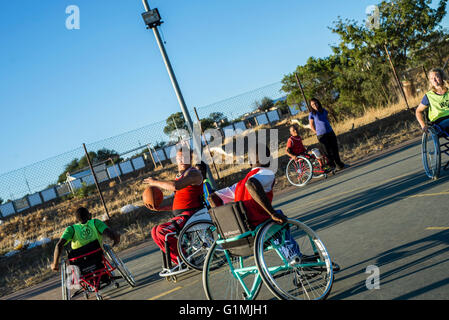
[1,0,448,178]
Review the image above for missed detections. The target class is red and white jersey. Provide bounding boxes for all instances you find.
[216,167,275,227]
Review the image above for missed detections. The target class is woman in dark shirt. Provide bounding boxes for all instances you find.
[308,98,346,171]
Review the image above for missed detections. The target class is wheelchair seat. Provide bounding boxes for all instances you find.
[209,201,255,257]
[67,240,105,276]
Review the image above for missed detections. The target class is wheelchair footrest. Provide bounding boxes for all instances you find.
[159,263,189,277]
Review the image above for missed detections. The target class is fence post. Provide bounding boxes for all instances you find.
[294,73,311,113]
[193,107,220,180]
[151,145,164,168]
[146,144,158,169]
[384,44,410,111]
[422,65,429,81]
[82,143,110,220]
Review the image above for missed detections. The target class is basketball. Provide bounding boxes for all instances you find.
[142,186,164,210]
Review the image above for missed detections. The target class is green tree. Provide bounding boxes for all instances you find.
[163,112,188,136]
[253,97,274,112]
[281,0,448,119]
[274,99,290,114]
[200,112,230,130]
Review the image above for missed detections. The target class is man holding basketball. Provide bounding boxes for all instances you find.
[143,145,204,266]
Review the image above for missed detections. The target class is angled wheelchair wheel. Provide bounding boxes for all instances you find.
[60,260,71,300]
[202,241,262,300]
[286,156,313,187]
[177,220,217,271]
[254,220,334,300]
[422,127,441,180]
[104,244,136,287]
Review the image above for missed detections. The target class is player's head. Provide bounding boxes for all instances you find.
[429,68,448,91]
[75,207,91,223]
[289,124,299,137]
[175,143,193,172]
[310,98,324,114]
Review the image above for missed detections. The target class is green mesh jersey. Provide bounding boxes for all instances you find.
[61,219,108,250]
[427,90,449,122]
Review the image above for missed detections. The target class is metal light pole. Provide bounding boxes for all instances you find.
[141,1,194,131]
[141,1,216,188]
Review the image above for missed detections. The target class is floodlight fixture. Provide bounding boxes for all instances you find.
[142,8,163,29]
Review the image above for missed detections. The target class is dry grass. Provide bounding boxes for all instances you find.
[0,96,424,298]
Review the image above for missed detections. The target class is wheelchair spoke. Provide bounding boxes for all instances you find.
[286,157,313,187]
[255,220,334,300]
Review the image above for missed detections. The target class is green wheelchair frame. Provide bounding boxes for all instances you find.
[202,217,335,300]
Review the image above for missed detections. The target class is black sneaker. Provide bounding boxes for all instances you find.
[336,164,349,171]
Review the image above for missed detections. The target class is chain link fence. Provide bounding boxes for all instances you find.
[0,61,440,219]
[0,81,296,219]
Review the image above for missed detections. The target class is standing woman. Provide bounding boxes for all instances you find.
[416,68,449,131]
[308,98,346,171]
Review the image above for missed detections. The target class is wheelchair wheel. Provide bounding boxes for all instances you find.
[104,244,137,287]
[422,128,441,179]
[254,220,334,300]
[177,220,217,271]
[60,260,71,300]
[286,156,313,187]
[202,241,262,300]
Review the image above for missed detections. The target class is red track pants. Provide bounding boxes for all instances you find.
[151,213,191,265]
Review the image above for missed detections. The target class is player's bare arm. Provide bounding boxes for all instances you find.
[143,168,202,192]
[245,177,287,224]
[416,103,429,131]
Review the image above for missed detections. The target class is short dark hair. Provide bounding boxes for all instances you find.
[75,207,90,222]
[289,124,299,135]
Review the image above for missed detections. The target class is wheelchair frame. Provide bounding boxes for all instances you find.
[61,243,135,300]
[158,207,216,282]
[202,217,335,300]
[286,151,333,187]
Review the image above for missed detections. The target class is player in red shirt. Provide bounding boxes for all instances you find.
[143,145,204,265]
[208,143,286,228]
[285,124,307,161]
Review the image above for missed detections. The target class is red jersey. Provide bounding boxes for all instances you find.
[287,136,306,156]
[172,167,204,212]
[234,168,275,228]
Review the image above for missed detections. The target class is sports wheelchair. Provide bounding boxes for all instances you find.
[202,202,338,300]
[286,148,334,187]
[60,240,136,300]
[158,207,217,282]
[422,122,449,180]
